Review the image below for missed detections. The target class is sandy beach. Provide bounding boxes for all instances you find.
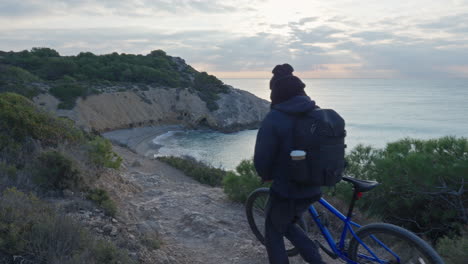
[102,125,184,157]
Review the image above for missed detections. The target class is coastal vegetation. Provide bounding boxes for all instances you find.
[0,92,121,188]
[160,136,467,261]
[0,47,229,110]
[86,188,118,217]
[341,137,467,243]
[157,156,226,187]
[222,160,269,203]
[0,188,134,264]
[0,93,130,262]
[436,230,467,264]
[157,156,268,202]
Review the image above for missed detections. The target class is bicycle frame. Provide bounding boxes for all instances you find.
[308,198,398,264]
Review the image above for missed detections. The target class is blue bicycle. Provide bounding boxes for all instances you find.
[245,176,444,264]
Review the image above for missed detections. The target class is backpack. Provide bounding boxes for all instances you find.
[289,108,346,187]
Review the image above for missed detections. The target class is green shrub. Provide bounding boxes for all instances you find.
[343,137,468,242]
[0,92,85,148]
[0,65,41,98]
[223,160,269,203]
[0,162,17,180]
[1,48,230,111]
[158,156,226,186]
[49,82,87,109]
[93,240,134,264]
[88,137,122,169]
[87,188,117,217]
[141,233,161,250]
[436,231,468,264]
[0,188,47,254]
[0,188,133,263]
[193,71,229,111]
[35,151,81,191]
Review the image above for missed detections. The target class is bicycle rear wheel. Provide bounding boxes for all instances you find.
[245,187,308,257]
[348,223,444,264]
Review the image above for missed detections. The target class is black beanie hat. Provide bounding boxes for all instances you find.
[270,63,306,106]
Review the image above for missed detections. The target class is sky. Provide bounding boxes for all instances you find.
[1,0,468,78]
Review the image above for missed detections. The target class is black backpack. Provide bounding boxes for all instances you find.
[289,109,346,187]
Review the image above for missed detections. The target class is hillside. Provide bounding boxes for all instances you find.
[0,48,269,132]
[0,92,334,263]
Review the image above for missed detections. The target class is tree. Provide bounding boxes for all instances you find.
[31,47,60,57]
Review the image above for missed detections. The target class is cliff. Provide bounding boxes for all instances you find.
[1,48,270,133]
[34,85,269,133]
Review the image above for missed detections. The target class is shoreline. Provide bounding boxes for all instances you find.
[102,125,184,157]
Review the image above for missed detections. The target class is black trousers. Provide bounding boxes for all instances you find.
[264,193,324,264]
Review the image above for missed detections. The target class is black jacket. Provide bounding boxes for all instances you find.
[254,96,322,199]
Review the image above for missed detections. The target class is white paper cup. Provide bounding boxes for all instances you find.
[290,150,306,160]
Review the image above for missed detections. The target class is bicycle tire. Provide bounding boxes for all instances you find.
[245,187,308,257]
[348,223,444,264]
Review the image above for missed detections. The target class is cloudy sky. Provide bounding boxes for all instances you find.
[1,0,468,78]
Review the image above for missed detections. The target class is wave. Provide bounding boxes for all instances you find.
[152,130,184,145]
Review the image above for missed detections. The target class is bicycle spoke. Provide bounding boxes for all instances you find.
[350,224,442,264]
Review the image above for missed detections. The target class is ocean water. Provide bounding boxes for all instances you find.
[153,78,468,170]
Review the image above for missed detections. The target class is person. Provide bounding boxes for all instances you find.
[254,64,325,264]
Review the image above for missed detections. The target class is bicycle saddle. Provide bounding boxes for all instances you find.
[342,176,379,192]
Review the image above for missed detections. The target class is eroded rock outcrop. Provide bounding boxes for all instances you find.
[35,86,269,133]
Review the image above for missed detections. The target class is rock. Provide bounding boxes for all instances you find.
[41,84,269,133]
[93,227,104,234]
[128,252,139,261]
[179,212,226,237]
[131,160,142,167]
[103,224,114,234]
[136,220,162,234]
[81,211,92,219]
[63,189,74,198]
[110,226,118,236]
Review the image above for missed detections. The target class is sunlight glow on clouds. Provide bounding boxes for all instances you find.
[1,0,468,78]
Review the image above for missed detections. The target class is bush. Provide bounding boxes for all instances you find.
[1,48,230,111]
[35,151,82,191]
[88,137,122,169]
[0,65,41,98]
[87,188,117,217]
[223,160,269,203]
[49,82,87,109]
[0,93,85,149]
[158,156,226,186]
[93,240,134,264]
[343,137,468,242]
[0,188,133,263]
[436,230,468,264]
[0,162,17,180]
[193,71,229,111]
[141,233,161,250]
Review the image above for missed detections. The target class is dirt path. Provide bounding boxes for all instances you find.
[112,145,338,264]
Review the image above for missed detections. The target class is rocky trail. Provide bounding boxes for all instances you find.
[110,145,337,264]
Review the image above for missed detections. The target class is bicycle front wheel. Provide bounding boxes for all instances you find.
[245,187,308,257]
[348,223,444,264]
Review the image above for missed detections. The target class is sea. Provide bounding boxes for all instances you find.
[152,78,468,170]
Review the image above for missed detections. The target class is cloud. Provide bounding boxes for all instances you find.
[1,1,468,78]
[290,25,343,44]
[351,31,395,41]
[0,1,48,16]
[288,17,318,26]
[0,0,242,17]
[417,13,468,33]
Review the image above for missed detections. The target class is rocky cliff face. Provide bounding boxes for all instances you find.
[34,85,270,133]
